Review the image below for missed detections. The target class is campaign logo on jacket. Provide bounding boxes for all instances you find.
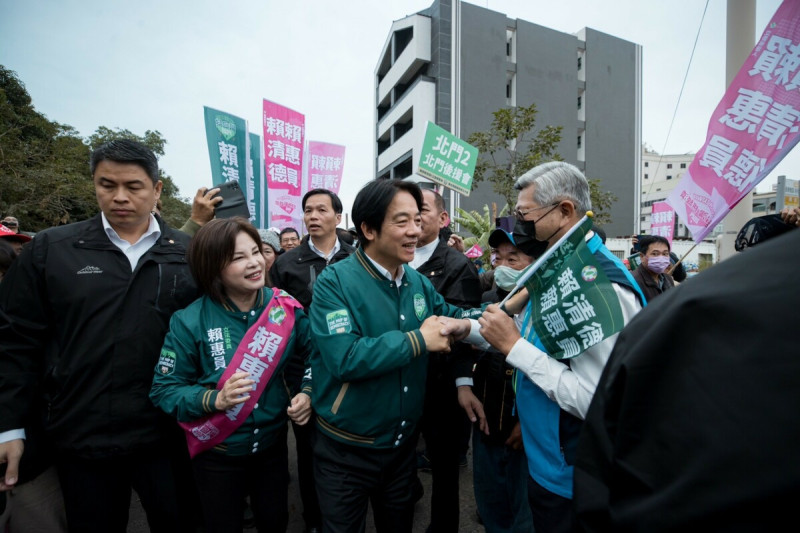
[413,294,426,320]
[158,349,176,375]
[326,309,352,334]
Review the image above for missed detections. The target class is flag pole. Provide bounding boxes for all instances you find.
[498,212,593,310]
[668,242,699,274]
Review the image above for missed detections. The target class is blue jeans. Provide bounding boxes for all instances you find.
[472,428,533,533]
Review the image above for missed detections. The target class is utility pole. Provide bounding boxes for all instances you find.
[719,0,756,261]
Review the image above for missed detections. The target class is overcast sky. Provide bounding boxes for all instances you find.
[2,0,794,224]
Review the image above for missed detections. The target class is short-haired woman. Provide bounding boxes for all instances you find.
[151,217,314,533]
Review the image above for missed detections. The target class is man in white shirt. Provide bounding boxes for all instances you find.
[441,162,645,533]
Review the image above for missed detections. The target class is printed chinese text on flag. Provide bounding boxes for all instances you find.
[522,217,624,360]
[650,201,675,245]
[306,141,346,195]
[667,1,800,242]
[263,99,305,231]
[248,132,265,228]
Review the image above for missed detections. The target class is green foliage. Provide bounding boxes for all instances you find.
[452,203,508,264]
[467,103,563,210]
[588,178,617,226]
[467,102,617,225]
[0,65,191,232]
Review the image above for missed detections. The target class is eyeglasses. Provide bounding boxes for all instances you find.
[2,221,18,228]
[513,202,559,221]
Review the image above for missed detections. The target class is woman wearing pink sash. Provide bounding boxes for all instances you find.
[150,217,314,533]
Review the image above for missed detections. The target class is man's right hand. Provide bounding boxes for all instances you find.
[190,187,222,226]
[458,386,488,435]
[0,439,24,491]
[420,315,452,353]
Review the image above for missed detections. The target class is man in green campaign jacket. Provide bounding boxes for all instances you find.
[309,179,477,533]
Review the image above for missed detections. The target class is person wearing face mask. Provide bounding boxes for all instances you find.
[631,235,675,303]
[439,162,645,533]
[456,225,534,533]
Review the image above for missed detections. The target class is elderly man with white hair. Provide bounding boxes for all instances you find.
[442,161,645,533]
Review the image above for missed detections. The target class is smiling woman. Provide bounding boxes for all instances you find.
[150,217,317,533]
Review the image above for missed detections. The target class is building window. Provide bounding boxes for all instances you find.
[644,162,649,167]
[667,163,673,169]
[577,135,582,148]
[577,57,582,70]
[681,163,686,168]
[506,81,511,98]
[644,173,648,179]
[577,96,582,109]
[666,175,672,180]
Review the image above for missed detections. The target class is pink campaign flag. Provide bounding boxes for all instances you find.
[307,141,346,195]
[263,99,305,231]
[650,201,675,245]
[667,0,800,242]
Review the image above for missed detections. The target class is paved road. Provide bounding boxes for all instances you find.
[127,427,484,532]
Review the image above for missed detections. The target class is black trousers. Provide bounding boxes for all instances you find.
[57,449,183,533]
[192,435,289,533]
[527,474,574,533]
[291,418,322,529]
[419,359,470,533]
[313,431,416,533]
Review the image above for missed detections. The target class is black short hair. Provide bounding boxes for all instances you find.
[188,217,262,304]
[302,189,343,214]
[279,227,300,238]
[352,180,422,246]
[422,188,446,214]
[90,139,159,184]
[639,235,670,254]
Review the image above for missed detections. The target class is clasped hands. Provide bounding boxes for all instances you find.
[424,304,522,357]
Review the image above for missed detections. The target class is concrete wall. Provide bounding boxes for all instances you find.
[582,28,641,238]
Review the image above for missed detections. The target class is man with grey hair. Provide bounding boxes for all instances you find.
[442,162,644,533]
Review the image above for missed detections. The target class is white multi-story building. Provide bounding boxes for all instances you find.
[640,147,696,238]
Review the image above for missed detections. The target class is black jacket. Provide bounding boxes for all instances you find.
[416,238,482,379]
[270,237,355,309]
[0,214,199,458]
[270,236,354,390]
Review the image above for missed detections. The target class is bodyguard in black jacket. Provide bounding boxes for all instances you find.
[0,140,200,532]
[411,188,481,533]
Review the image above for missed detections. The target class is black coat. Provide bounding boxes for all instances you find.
[574,229,800,531]
[0,215,199,459]
[270,237,355,309]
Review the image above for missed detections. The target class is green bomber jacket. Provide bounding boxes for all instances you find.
[150,287,313,456]
[309,247,478,449]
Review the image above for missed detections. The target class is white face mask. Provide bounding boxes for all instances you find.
[494,265,524,291]
[646,255,671,274]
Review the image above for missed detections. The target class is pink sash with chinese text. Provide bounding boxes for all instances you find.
[179,288,302,458]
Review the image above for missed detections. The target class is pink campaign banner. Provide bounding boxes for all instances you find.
[263,99,305,231]
[650,201,675,245]
[667,0,800,242]
[307,141,346,195]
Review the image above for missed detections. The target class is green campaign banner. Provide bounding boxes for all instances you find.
[248,132,265,228]
[416,121,478,196]
[522,216,624,360]
[204,106,249,187]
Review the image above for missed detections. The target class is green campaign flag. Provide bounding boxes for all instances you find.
[203,106,248,187]
[522,216,624,360]
[416,121,478,196]
[248,132,265,228]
